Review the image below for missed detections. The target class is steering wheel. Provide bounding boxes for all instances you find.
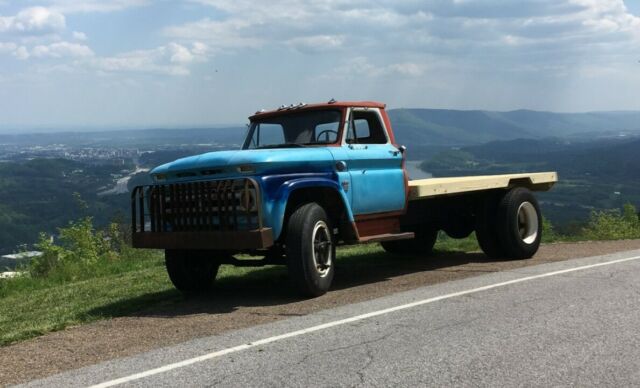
[316,129,338,142]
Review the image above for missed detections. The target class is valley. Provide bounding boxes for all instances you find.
[0,107,638,254]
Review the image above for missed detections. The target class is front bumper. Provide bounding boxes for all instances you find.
[131,177,274,250]
[132,229,273,250]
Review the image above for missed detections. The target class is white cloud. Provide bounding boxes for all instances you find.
[173,0,640,74]
[168,42,194,64]
[31,41,94,58]
[0,7,65,34]
[1,40,93,60]
[163,18,263,51]
[0,41,16,52]
[191,41,207,55]
[387,62,427,77]
[327,56,428,79]
[287,35,345,53]
[90,42,209,76]
[13,46,29,60]
[44,0,149,14]
[72,31,87,41]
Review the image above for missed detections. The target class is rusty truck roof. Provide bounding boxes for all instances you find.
[249,100,386,120]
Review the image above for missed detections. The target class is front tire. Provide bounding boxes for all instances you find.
[165,250,221,293]
[286,203,335,297]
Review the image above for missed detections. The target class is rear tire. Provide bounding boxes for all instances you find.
[442,215,475,239]
[381,227,437,256]
[165,250,221,293]
[475,193,506,259]
[286,203,336,297]
[496,187,542,259]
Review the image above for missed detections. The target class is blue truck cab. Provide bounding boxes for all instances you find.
[132,100,555,296]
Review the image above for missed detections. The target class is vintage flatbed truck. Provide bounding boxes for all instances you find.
[131,100,557,297]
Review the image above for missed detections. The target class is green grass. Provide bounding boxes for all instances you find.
[0,253,164,345]
[0,239,472,346]
[1,203,639,347]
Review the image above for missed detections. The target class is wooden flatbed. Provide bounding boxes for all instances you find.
[408,172,558,200]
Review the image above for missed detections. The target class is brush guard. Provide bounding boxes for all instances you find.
[131,178,273,250]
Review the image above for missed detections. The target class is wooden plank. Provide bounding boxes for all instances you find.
[408,171,558,200]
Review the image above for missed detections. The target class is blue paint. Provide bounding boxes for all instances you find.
[260,173,354,239]
[150,143,406,240]
[151,148,335,182]
[339,144,405,214]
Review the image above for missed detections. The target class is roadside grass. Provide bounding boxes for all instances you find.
[0,255,170,346]
[0,240,467,346]
[0,204,638,346]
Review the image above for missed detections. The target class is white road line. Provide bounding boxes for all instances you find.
[90,254,640,388]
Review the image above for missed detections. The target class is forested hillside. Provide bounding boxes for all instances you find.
[389,109,640,146]
[0,159,131,255]
[2,108,640,254]
[420,137,640,228]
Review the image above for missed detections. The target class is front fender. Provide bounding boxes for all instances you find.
[259,173,354,240]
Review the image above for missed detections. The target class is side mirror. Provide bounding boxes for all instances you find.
[398,145,406,154]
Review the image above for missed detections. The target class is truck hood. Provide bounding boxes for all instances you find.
[151,148,336,180]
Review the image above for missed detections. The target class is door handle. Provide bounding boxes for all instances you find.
[349,144,368,150]
[389,150,400,156]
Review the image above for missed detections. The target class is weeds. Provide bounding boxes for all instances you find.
[580,203,640,241]
[0,203,638,346]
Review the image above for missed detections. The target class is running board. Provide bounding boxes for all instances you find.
[358,232,414,243]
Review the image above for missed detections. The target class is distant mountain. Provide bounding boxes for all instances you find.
[0,127,246,148]
[422,136,640,181]
[4,108,640,152]
[419,136,640,227]
[389,109,640,146]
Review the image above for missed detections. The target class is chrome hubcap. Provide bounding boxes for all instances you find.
[312,221,333,277]
[517,201,539,244]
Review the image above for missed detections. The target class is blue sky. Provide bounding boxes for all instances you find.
[0,0,639,130]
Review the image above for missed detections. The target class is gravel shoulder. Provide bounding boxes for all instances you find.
[2,239,640,386]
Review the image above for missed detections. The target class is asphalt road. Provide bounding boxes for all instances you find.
[21,249,640,387]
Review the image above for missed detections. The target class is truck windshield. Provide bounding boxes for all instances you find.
[243,109,342,149]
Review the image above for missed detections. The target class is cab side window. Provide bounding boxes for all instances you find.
[346,111,387,144]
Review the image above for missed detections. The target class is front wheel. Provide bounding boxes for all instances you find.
[165,250,221,294]
[286,203,336,297]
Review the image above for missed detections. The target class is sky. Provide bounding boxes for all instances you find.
[0,0,639,130]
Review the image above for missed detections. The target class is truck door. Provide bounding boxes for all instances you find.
[341,108,406,215]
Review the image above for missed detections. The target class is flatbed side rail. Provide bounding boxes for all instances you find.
[408,172,558,200]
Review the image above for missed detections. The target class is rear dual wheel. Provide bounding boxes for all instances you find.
[476,187,542,259]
